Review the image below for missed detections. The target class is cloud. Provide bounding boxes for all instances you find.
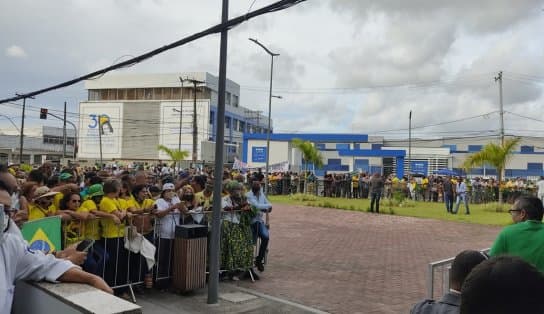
[5,45,27,58]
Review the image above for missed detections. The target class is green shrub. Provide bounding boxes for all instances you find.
[291,193,317,202]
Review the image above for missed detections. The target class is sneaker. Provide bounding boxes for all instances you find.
[249,269,260,280]
[255,259,265,272]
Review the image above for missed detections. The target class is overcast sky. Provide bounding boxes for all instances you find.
[1,0,543,141]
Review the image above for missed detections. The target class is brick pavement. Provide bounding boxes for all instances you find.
[236,203,502,314]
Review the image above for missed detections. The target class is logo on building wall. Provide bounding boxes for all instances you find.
[88,114,114,135]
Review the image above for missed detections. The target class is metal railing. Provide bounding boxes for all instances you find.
[426,248,490,299]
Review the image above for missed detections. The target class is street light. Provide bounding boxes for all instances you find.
[408,110,412,176]
[249,38,279,195]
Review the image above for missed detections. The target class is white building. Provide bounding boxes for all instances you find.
[78,72,271,163]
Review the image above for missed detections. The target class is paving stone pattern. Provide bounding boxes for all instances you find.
[236,204,502,314]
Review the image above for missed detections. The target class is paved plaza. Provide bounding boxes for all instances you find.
[235,203,503,313]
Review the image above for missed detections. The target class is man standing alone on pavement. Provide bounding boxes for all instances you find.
[453,177,469,215]
[443,176,454,213]
[369,173,384,213]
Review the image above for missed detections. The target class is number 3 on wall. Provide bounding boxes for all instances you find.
[88,114,98,129]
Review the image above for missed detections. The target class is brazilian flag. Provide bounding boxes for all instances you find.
[21,216,62,254]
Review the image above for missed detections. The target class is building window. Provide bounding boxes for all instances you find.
[136,89,145,99]
[108,89,117,100]
[226,92,231,105]
[209,111,215,124]
[117,89,126,100]
[89,90,100,101]
[233,119,238,131]
[225,116,231,129]
[232,95,239,107]
[144,88,153,100]
[239,121,245,132]
[154,88,163,100]
[43,135,75,146]
[126,89,135,100]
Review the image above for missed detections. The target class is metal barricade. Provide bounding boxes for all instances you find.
[426,248,489,299]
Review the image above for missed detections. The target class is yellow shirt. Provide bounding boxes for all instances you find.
[99,196,125,238]
[79,199,101,240]
[28,203,53,221]
[195,191,212,209]
[53,192,64,211]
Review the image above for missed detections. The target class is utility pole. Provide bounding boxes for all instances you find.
[63,101,67,158]
[178,77,185,172]
[408,110,412,176]
[16,94,34,164]
[208,0,229,303]
[98,114,103,169]
[185,78,204,167]
[495,71,504,146]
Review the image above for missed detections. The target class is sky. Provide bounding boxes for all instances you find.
[1,0,543,141]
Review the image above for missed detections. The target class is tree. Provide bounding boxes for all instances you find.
[157,145,190,170]
[463,137,521,205]
[292,138,323,193]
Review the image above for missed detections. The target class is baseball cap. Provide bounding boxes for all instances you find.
[162,183,175,191]
[87,184,104,198]
[34,186,59,199]
[59,172,73,181]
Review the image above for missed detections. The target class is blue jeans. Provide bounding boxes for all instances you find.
[370,192,381,213]
[251,221,269,262]
[444,193,454,212]
[454,193,470,214]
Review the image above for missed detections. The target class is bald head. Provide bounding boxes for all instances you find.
[0,165,18,195]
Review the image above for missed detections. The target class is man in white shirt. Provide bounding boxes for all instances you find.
[0,169,112,314]
[536,176,544,202]
[453,177,470,215]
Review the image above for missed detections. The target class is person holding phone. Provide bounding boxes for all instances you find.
[1,167,113,314]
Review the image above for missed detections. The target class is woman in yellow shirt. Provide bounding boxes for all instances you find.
[99,179,129,292]
[28,186,64,221]
[78,184,108,276]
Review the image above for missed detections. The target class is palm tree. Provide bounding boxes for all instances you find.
[292,138,324,193]
[157,145,190,170]
[463,137,521,205]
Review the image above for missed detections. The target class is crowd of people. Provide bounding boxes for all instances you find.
[266,170,543,205]
[1,161,273,303]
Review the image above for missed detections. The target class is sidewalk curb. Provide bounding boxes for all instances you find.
[229,285,330,314]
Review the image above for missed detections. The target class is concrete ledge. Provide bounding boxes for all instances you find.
[13,281,141,314]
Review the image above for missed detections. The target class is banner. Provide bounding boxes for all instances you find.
[21,216,62,254]
[233,158,289,173]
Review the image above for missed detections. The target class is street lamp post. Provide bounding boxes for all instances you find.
[408,110,412,176]
[249,38,279,195]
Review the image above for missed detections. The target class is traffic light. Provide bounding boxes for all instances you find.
[40,108,48,119]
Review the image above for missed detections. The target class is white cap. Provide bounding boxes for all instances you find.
[162,183,175,191]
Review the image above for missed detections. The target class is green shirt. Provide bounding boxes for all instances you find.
[490,220,544,273]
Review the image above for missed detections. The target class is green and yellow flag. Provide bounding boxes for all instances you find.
[21,216,62,254]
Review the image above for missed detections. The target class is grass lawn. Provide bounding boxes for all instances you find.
[269,194,513,226]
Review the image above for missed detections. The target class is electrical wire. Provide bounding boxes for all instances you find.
[0,0,306,104]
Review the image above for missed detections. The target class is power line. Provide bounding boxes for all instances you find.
[0,0,306,104]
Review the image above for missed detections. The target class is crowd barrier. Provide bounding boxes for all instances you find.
[58,209,268,301]
[426,248,489,299]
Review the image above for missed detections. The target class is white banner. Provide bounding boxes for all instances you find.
[234,158,289,173]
